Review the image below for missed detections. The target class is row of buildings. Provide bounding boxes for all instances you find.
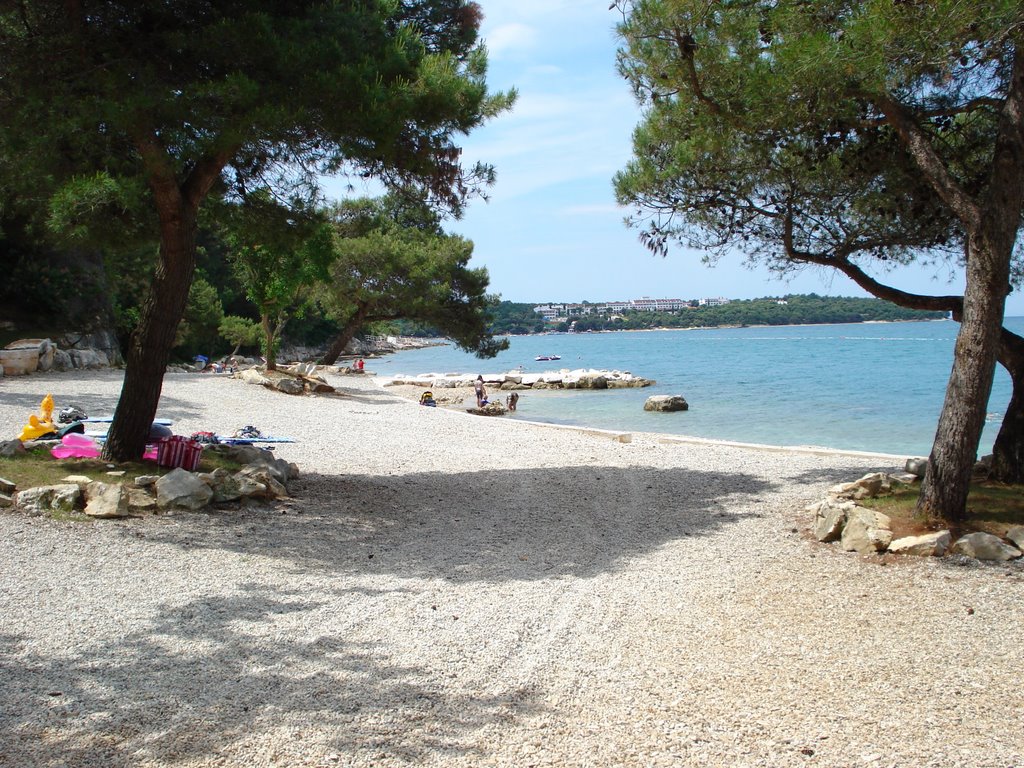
[532,297,731,323]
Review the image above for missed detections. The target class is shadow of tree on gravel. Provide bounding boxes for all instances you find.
[782,463,901,488]
[0,585,538,768]
[135,464,777,582]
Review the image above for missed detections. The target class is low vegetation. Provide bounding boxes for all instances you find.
[0,444,243,498]
[860,482,1024,540]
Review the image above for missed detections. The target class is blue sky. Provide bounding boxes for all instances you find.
[340,2,1024,315]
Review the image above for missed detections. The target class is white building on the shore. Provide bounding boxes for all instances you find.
[534,297,689,321]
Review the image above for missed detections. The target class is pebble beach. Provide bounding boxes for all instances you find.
[1,368,1022,767]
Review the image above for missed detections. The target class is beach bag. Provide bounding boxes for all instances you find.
[156,435,204,471]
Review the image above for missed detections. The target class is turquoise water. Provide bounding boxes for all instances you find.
[372,318,1024,457]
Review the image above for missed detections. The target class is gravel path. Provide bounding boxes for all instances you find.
[1,369,1022,767]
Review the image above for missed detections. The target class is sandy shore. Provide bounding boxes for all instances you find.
[1,369,1022,767]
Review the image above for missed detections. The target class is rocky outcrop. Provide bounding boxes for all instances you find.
[237,366,336,396]
[0,334,120,377]
[644,395,688,412]
[809,471,1021,562]
[466,401,507,417]
[384,368,655,392]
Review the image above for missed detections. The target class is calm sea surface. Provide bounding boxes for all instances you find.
[372,318,1024,457]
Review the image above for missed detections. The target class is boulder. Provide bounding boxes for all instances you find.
[840,508,893,554]
[951,532,1022,561]
[14,484,81,516]
[0,476,15,494]
[905,457,929,478]
[0,493,12,508]
[51,349,74,372]
[199,468,244,503]
[644,395,689,412]
[0,440,25,458]
[811,499,856,542]
[830,472,888,500]
[156,468,214,510]
[888,530,952,557]
[234,466,287,499]
[68,348,110,369]
[273,377,306,395]
[206,443,273,465]
[0,345,39,375]
[1007,525,1024,550]
[84,482,130,518]
[239,368,271,387]
[127,487,158,513]
[466,401,507,417]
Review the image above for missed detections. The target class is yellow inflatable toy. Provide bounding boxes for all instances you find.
[18,393,56,441]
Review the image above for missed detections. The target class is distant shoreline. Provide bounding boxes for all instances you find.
[455,315,957,342]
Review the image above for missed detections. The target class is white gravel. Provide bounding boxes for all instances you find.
[1,368,1022,768]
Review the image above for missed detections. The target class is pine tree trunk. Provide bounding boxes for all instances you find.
[102,211,197,462]
[262,313,277,371]
[319,305,370,365]
[916,235,1009,522]
[991,328,1024,483]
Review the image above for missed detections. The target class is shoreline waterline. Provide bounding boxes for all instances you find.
[375,318,1021,458]
[372,376,919,460]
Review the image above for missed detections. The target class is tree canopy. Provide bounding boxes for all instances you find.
[614,0,1024,521]
[0,0,513,460]
[317,193,507,363]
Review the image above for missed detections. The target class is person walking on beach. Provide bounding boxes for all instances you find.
[474,375,486,407]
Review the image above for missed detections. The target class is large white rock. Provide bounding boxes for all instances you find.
[951,532,1022,561]
[1006,525,1024,551]
[888,530,952,557]
[841,508,893,554]
[156,468,214,510]
[812,499,856,542]
[84,481,130,518]
[14,484,81,515]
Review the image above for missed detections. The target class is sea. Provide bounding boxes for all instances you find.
[371,317,1024,457]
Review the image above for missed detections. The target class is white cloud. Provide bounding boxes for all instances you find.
[561,203,625,216]
[483,23,538,58]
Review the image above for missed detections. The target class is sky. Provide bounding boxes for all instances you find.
[340,1,1024,315]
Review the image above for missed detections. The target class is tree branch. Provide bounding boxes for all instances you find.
[872,91,983,232]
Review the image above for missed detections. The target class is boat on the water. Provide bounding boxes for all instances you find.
[535,354,561,361]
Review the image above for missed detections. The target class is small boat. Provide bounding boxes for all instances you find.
[535,354,561,361]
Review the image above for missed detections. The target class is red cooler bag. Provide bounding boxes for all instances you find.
[156,435,203,471]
